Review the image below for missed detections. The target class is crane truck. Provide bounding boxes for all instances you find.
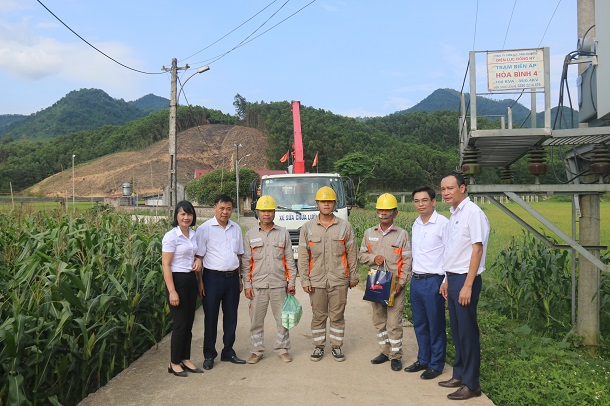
[250,100,355,266]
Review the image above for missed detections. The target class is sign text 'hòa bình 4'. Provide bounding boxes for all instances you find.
[487,48,545,91]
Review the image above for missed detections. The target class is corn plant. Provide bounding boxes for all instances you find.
[0,208,171,405]
[491,231,572,330]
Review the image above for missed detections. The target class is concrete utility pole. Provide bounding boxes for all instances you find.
[162,58,189,216]
[576,0,600,347]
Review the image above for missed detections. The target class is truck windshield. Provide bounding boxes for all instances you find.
[261,177,346,210]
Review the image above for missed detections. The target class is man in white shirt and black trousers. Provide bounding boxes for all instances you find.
[438,172,490,401]
[195,194,246,370]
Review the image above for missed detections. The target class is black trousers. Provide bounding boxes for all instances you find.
[447,273,482,390]
[201,269,240,359]
[167,272,198,364]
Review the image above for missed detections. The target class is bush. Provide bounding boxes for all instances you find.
[186,167,259,206]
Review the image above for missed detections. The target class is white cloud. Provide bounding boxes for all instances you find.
[0,15,152,101]
[0,0,29,13]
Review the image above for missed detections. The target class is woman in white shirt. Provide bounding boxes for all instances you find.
[162,200,203,376]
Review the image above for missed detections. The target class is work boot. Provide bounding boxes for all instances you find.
[247,353,263,364]
[331,347,345,362]
[310,347,324,362]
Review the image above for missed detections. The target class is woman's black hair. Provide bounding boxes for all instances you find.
[172,200,197,227]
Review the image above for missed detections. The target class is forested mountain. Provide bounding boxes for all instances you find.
[0,88,581,194]
[235,99,461,191]
[404,88,579,129]
[129,94,169,113]
[0,89,167,140]
[0,114,28,131]
[0,106,233,192]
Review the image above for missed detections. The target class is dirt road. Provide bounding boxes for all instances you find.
[79,217,494,405]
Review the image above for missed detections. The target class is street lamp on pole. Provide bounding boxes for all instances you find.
[234,143,251,222]
[72,154,76,213]
[162,59,209,217]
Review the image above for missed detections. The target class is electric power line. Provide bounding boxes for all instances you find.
[502,0,517,49]
[538,0,563,47]
[36,0,162,75]
[510,1,562,111]
[189,0,316,68]
[179,0,280,63]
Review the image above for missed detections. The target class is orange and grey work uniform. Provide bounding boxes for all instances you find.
[359,225,412,360]
[242,224,296,356]
[298,216,358,348]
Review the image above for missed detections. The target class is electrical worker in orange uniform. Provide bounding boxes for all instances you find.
[241,195,296,364]
[359,193,412,372]
[298,186,359,362]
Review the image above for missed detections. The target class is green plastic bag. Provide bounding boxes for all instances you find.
[281,294,302,329]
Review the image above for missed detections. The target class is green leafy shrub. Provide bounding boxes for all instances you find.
[186,167,259,206]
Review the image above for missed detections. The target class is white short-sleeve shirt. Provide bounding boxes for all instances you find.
[412,210,449,275]
[442,197,490,275]
[195,216,244,271]
[162,226,198,273]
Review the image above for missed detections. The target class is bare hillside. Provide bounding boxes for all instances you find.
[29,125,271,197]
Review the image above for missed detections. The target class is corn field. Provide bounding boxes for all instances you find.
[0,207,171,405]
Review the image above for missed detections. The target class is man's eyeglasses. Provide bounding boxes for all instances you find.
[413,198,431,204]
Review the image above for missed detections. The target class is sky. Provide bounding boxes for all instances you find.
[0,0,580,118]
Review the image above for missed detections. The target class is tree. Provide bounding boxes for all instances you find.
[233,94,247,121]
[333,152,376,207]
[186,167,259,206]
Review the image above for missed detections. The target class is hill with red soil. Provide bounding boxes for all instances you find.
[29,125,271,197]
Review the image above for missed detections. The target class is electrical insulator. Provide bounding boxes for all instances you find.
[527,147,547,175]
[500,166,513,184]
[461,147,481,175]
[590,144,610,174]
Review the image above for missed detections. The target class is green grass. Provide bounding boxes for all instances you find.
[435,200,610,273]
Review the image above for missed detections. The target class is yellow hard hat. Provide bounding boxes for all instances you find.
[315,186,337,201]
[255,195,277,210]
[376,193,398,209]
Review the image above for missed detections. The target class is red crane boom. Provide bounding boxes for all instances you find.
[291,100,306,174]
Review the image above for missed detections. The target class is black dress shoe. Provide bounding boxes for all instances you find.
[167,364,187,377]
[438,377,462,388]
[390,359,402,371]
[447,385,482,400]
[420,368,442,380]
[221,355,246,364]
[181,363,204,373]
[403,360,427,372]
[203,358,214,370]
[370,353,389,364]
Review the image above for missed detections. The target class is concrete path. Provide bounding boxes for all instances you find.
[79,279,494,405]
